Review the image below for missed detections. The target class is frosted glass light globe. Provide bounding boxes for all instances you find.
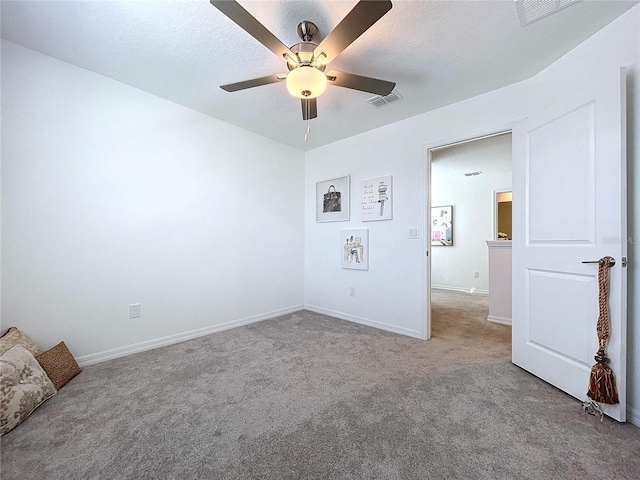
[286,66,327,99]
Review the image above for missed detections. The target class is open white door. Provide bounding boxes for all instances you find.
[512,66,627,421]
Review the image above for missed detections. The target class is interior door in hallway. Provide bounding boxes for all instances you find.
[512,66,627,421]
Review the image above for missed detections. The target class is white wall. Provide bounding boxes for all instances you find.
[304,143,429,339]
[625,3,640,428]
[431,134,512,293]
[304,81,529,340]
[1,41,305,363]
[305,7,640,423]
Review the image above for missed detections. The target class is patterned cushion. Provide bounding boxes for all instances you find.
[1,344,56,436]
[36,342,82,390]
[0,327,43,356]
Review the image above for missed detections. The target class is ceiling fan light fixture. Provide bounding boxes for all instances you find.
[283,52,299,67]
[314,52,328,65]
[286,66,327,99]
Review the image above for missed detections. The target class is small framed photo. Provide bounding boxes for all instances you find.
[317,176,350,222]
[431,205,453,246]
[342,229,369,270]
[361,176,392,221]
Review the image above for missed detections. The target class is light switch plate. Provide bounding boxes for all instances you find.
[129,304,141,319]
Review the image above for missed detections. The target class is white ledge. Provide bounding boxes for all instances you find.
[486,240,512,248]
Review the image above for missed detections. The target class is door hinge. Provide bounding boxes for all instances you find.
[622,256,627,268]
[426,251,429,256]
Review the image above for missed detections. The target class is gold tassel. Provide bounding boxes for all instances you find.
[585,257,619,406]
[587,351,619,405]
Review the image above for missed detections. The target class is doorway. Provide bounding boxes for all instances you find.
[428,132,512,345]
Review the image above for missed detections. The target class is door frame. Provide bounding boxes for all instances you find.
[424,121,524,340]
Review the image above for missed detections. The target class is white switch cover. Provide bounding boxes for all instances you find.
[129,304,141,319]
[408,228,419,239]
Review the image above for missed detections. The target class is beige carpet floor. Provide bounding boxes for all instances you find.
[430,288,511,366]
[2,294,639,479]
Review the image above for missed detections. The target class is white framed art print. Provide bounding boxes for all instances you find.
[341,229,369,270]
[361,176,392,221]
[316,176,350,222]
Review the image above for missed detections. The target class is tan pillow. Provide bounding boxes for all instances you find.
[0,327,43,356]
[1,344,56,436]
[36,342,82,390]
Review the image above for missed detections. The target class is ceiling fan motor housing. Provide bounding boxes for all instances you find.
[287,42,325,71]
[297,21,318,42]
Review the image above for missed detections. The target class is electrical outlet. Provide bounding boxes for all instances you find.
[473,271,480,278]
[129,303,141,319]
[350,287,356,297]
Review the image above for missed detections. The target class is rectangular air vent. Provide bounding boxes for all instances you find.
[366,90,403,108]
[515,0,582,27]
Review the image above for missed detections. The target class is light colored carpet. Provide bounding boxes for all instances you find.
[2,298,639,479]
[430,288,511,363]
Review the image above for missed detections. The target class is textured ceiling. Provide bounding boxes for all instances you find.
[1,0,636,151]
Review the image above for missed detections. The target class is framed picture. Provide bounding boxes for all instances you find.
[361,176,392,221]
[341,229,369,270]
[316,176,350,222]
[431,205,453,246]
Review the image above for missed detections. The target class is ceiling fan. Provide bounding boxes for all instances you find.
[210,0,396,121]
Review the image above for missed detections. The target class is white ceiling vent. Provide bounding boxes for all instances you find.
[366,90,403,108]
[515,0,582,27]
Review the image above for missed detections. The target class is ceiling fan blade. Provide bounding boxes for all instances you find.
[313,0,392,65]
[302,98,317,120]
[326,70,395,96]
[210,1,297,64]
[220,74,286,92]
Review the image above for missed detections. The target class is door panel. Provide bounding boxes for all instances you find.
[527,103,595,244]
[528,269,596,366]
[513,67,627,421]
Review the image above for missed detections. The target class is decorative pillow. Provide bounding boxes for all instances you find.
[0,327,43,356]
[36,342,82,390]
[1,344,56,436]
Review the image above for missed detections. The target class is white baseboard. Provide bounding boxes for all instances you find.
[304,304,425,340]
[487,315,512,326]
[74,302,640,427]
[432,285,489,295]
[627,405,640,427]
[76,305,304,367]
